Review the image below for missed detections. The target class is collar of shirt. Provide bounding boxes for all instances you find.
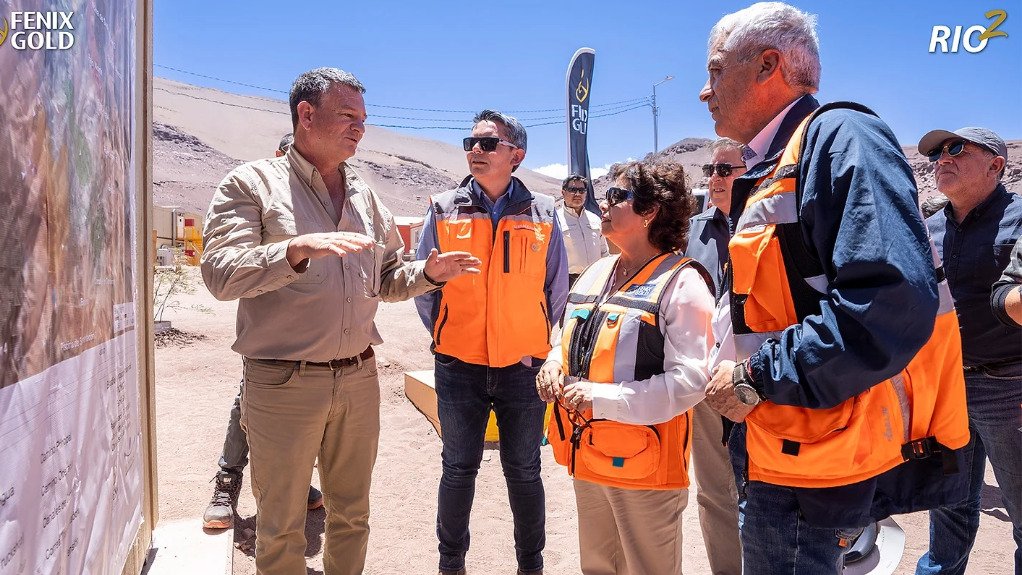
[744,96,804,168]
[286,146,373,218]
[943,184,1008,229]
[471,178,515,223]
[288,146,339,192]
[559,205,599,226]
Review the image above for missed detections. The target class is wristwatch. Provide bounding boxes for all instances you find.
[732,360,763,406]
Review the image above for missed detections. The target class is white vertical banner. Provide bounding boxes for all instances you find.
[0,0,141,573]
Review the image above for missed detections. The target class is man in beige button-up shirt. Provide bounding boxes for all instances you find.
[557,174,609,286]
[201,67,479,575]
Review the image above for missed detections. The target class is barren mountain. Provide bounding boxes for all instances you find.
[154,78,1019,218]
[152,78,561,217]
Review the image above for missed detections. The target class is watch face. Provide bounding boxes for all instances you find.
[734,383,761,406]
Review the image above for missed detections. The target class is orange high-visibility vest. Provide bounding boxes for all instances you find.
[548,253,710,490]
[728,103,970,488]
[430,180,556,367]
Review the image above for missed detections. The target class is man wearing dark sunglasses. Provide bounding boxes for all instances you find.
[688,138,745,298]
[916,126,1022,575]
[682,137,744,575]
[558,174,608,286]
[415,109,568,575]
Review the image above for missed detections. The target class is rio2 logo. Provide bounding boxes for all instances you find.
[930,9,1008,53]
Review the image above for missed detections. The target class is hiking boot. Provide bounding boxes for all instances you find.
[307,485,324,510]
[202,470,242,529]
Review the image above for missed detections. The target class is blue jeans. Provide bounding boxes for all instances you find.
[729,423,862,575]
[917,365,1022,575]
[434,353,547,572]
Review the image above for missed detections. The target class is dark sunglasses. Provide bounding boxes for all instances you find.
[563,186,587,194]
[463,137,516,152]
[605,187,634,206]
[927,140,966,163]
[702,163,745,178]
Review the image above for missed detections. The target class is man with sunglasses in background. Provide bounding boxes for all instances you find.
[682,136,746,575]
[915,127,1022,575]
[558,174,608,286]
[687,138,746,299]
[415,109,568,575]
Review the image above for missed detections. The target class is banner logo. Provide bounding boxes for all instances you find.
[929,9,1008,53]
[575,68,590,103]
[1,11,75,50]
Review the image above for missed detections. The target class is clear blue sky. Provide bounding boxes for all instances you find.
[155,1,1021,177]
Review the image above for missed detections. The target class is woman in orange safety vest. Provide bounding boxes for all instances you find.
[536,161,715,575]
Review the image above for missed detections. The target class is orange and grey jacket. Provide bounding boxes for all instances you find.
[548,253,710,490]
[728,102,970,489]
[415,177,567,367]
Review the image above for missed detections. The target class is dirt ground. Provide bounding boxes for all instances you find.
[153,266,1012,575]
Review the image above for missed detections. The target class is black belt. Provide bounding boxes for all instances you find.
[302,347,374,369]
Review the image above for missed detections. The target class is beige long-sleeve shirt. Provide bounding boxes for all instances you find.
[558,206,610,274]
[200,147,437,361]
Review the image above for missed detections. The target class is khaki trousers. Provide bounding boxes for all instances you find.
[241,357,380,575]
[691,400,742,575]
[573,479,688,575]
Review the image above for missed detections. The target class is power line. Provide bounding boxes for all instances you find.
[157,64,288,95]
[155,64,651,116]
[154,87,289,115]
[154,86,650,131]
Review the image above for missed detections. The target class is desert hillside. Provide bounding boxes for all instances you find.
[153,78,561,217]
[154,78,1020,218]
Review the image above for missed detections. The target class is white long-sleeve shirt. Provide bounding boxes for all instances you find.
[551,265,715,425]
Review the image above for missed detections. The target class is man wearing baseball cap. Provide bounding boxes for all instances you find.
[916,127,1022,575]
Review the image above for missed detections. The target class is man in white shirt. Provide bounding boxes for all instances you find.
[558,175,609,285]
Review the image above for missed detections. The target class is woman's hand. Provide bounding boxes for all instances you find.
[535,360,565,403]
[563,380,594,412]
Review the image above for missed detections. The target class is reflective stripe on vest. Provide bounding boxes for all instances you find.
[547,253,707,490]
[728,104,970,488]
[431,186,556,367]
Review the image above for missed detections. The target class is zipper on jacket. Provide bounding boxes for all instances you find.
[567,310,590,376]
[577,310,608,379]
[435,304,449,346]
[540,301,551,334]
[503,230,511,273]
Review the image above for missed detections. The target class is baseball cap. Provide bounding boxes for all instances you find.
[918,127,1007,159]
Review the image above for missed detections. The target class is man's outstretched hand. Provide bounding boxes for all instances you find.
[423,248,481,283]
[287,232,376,268]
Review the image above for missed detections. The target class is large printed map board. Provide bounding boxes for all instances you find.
[0,0,142,573]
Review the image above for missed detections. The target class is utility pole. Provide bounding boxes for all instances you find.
[651,75,674,153]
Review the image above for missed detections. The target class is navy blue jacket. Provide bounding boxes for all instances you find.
[685,207,730,300]
[729,96,965,527]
